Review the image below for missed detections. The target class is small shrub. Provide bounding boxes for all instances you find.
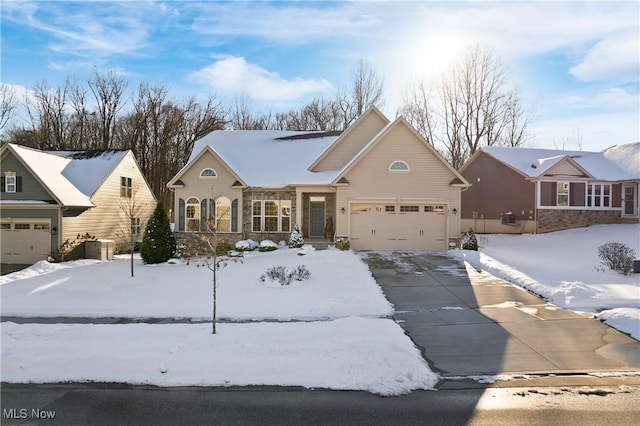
[597,241,636,275]
[288,224,304,248]
[334,238,350,251]
[260,265,311,286]
[215,239,233,256]
[235,239,259,251]
[259,240,278,252]
[461,229,478,251]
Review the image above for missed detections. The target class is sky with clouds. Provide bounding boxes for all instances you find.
[1,1,638,151]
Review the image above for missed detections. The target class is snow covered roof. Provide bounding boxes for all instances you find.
[480,144,639,181]
[3,144,130,207]
[4,144,93,207]
[187,130,341,187]
[54,150,129,196]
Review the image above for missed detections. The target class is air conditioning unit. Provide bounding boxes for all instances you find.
[501,213,516,226]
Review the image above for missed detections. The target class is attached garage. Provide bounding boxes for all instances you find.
[1,220,51,264]
[349,202,447,250]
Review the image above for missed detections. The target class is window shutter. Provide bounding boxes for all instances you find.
[200,199,208,231]
[208,199,216,221]
[178,198,185,231]
[0,177,4,193]
[231,199,238,232]
[16,176,22,192]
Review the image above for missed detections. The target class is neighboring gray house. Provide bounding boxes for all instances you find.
[1,143,156,264]
[459,143,640,233]
[167,107,470,250]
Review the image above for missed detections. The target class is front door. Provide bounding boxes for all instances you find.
[309,201,325,237]
[624,185,637,216]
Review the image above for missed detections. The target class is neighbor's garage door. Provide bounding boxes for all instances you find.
[350,203,446,250]
[1,221,51,264]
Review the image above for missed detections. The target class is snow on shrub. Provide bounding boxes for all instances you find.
[235,239,259,252]
[461,229,478,251]
[288,224,304,248]
[597,241,636,275]
[260,265,311,286]
[258,240,278,252]
[334,238,350,251]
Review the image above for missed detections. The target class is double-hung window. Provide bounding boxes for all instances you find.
[120,177,132,198]
[4,175,16,193]
[131,218,141,236]
[252,200,291,232]
[556,182,569,206]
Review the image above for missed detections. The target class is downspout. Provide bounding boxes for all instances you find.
[533,180,538,234]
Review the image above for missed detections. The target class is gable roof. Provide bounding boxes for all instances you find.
[308,106,389,171]
[53,150,130,196]
[473,144,639,181]
[2,144,93,207]
[333,117,470,186]
[176,130,341,188]
[2,144,135,208]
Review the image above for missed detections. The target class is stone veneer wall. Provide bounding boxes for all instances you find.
[242,190,296,244]
[537,209,620,233]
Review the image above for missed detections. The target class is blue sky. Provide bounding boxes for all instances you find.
[1,1,638,151]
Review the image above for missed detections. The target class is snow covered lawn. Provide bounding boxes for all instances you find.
[1,247,438,395]
[449,224,640,339]
[0,248,392,320]
[1,318,438,396]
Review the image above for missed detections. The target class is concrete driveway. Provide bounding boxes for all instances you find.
[361,252,640,380]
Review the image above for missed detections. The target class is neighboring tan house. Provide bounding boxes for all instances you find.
[167,107,470,250]
[1,143,156,264]
[459,143,640,234]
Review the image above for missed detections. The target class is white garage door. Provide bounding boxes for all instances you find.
[1,221,51,264]
[349,203,447,250]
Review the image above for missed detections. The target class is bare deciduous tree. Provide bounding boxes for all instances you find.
[117,182,152,277]
[88,70,127,149]
[399,45,533,168]
[0,83,18,131]
[177,211,242,334]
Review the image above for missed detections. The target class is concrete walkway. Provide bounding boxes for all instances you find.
[362,252,640,380]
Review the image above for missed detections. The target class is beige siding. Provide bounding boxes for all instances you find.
[312,111,388,171]
[544,160,584,177]
[172,150,244,233]
[63,152,156,250]
[334,123,461,241]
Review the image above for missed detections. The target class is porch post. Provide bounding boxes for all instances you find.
[295,188,303,229]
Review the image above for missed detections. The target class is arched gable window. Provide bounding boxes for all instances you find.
[186,197,200,231]
[216,197,231,232]
[200,168,217,178]
[389,160,410,171]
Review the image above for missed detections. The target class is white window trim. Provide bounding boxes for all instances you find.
[252,200,291,233]
[200,168,217,178]
[120,176,132,198]
[536,181,618,210]
[185,197,201,232]
[5,175,16,193]
[587,182,612,208]
[389,160,410,172]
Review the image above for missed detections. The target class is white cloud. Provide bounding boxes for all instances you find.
[190,56,334,102]
[562,87,640,112]
[190,2,380,43]
[569,31,640,81]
